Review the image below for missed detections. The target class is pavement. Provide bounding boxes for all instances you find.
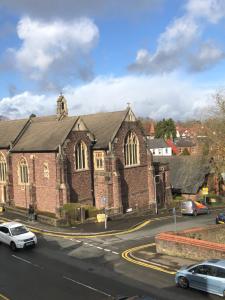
[0,208,154,235]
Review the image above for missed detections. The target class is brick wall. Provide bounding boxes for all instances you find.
[155,225,225,260]
[12,152,59,214]
[112,121,155,211]
[64,131,93,205]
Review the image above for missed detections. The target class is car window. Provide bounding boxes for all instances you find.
[216,267,225,278]
[10,225,29,236]
[0,226,9,234]
[189,265,213,275]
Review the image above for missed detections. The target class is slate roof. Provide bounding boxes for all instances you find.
[0,119,28,149]
[153,156,210,194]
[1,108,129,152]
[175,138,196,147]
[12,116,78,152]
[147,138,169,149]
[82,110,128,149]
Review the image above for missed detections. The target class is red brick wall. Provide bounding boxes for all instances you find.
[112,121,154,211]
[12,152,58,214]
[64,131,93,205]
[0,149,10,203]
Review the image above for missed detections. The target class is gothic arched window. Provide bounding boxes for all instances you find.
[19,158,29,184]
[124,132,139,166]
[75,141,88,170]
[0,153,7,182]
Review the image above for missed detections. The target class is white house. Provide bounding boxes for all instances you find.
[147,138,172,156]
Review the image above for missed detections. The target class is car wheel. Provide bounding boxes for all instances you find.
[10,242,17,251]
[178,276,189,289]
[193,210,197,217]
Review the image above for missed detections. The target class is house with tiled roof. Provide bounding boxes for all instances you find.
[147,138,172,156]
[0,96,164,217]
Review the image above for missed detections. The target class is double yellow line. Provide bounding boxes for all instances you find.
[0,217,150,239]
[122,243,176,275]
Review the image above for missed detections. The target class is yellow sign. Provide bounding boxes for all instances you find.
[0,207,3,213]
[97,213,106,223]
[202,187,208,195]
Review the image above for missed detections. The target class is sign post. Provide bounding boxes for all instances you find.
[101,196,108,230]
[173,207,176,232]
[202,187,208,205]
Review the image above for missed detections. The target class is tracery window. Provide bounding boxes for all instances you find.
[19,158,29,184]
[0,153,7,182]
[94,151,104,170]
[75,141,87,170]
[124,132,139,166]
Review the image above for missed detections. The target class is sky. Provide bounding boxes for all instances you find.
[0,0,225,120]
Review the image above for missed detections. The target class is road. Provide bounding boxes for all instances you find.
[0,211,222,300]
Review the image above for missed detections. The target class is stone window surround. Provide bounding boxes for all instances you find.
[0,152,7,183]
[124,131,140,167]
[18,157,29,185]
[74,140,88,171]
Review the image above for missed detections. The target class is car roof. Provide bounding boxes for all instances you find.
[0,222,24,229]
[203,259,225,268]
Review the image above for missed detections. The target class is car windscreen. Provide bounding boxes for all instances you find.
[181,201,192,208]
[10,226,29,236]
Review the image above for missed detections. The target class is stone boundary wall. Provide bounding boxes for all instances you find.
[155,224,225,260]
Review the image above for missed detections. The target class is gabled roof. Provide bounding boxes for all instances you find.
[153,156,210,194]
[147,138,169,149]
[82,109,128,149]
[11,116,78,152]
[0,119,29,149]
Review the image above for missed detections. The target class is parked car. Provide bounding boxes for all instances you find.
[181,200,209,216]
[216,213,225,224]
[175,259,225,297]
[0,222,37,251]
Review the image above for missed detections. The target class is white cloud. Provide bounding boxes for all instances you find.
[186,0,225,23]
[129,0,225,74]
[0,75,214,120]
[11,17,99,81]
[129,16,199,73]
[189,41,225,71]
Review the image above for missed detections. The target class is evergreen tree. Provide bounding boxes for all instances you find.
[155,118,176,140]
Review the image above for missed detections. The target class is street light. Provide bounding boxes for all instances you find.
[154,174,160,215]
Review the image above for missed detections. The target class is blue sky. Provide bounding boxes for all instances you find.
[0,0,225,120]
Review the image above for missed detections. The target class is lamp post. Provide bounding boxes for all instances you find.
[154,174,160,215]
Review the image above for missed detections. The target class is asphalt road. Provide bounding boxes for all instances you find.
[0,211,222,300]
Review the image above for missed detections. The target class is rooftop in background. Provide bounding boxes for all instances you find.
[147,138,169,149]
[153,156,211,194]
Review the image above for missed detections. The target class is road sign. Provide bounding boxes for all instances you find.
[202,187,208,195]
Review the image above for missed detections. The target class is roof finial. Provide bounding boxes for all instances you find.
[127,102,131,108]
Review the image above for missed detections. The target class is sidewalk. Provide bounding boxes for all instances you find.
[0,209,151,235]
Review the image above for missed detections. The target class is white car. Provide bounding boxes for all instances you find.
[0,222,37,251]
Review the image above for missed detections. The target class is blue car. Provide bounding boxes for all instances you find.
[175,259,225,297]
[216,213,225,224]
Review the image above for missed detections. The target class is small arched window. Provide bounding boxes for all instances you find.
[124,132,139,166]
[75,141,87,170]
[0,153,7,182]
[19,158,29,184]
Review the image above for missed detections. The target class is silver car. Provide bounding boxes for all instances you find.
[175,259,225,297]
[181,200,209,216]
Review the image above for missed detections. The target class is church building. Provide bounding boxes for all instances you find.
[0,96,163,217]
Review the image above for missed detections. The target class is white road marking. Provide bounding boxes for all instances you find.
[12,255,43,269]
[103,249,111,252]
[112,251,119,255]
[96,246,103,250]
[63,276,112,297]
